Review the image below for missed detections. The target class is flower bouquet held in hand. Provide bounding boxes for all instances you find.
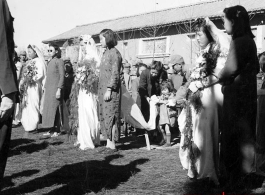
[19,60,38,109]
[68,59,99,135]
[75,59,99,94]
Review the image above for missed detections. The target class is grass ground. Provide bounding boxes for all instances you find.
[1,126,265,195]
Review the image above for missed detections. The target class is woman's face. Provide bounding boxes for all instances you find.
[139,66,147,76]
[27,48,37,59]
[150,69,158,78]
[196,28,210,49]
[99,34,107,48]
[20,55,26,62]
[48,46,57,58]
[162,88,169,95]
[223,14,233,35]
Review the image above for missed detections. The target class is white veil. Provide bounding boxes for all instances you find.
[29,44,47,88]
[78,35,100,67]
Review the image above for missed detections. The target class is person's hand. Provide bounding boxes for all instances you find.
[166,99,176,107]
[205,17,210,25]
[104,89,112,102]
[0,93,15,122]
[146,97,150,103]
[56,88,61,99]
[177,98,186,105]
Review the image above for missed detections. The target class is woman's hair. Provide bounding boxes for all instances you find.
[49,43,61,58]
[136,63,147,77]
[100,29,118,48]
[194,18,214,43]
[150,60,163,72]
[223,5,255,39]
[13,51,19,64]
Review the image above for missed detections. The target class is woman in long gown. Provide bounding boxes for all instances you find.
[42,44,65,137]
[219,5,259,185]
[98,29,122,150]
[70,35,100,150]
[177,18,230,185]
[20,45,46,134]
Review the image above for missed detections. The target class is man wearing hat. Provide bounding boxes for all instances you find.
[168,54,187,92]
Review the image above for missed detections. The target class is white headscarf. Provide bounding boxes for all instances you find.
[28,44,47,88]
[78,35,101,67]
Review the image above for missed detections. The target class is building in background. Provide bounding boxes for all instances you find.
[42,0,265,70]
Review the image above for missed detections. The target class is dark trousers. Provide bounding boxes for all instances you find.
[0,117,12,183]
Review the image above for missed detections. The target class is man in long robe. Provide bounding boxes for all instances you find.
[0,0,18,184]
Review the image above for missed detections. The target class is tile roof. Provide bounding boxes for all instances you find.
[43,0,265,43]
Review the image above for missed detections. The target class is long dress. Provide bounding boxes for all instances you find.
[219,35,259,177]
[77,89,100,149]
[178,42,228,184]
[77,48,100,149]
[42,57,65,129]
[256,72,265,173]
[20,58,46,131]
[98,47,122,141]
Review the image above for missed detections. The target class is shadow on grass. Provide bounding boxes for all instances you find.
[1,154,149,195]
[182,174,265,195]
[1,169,39,189]
[8,140,63,157]
[117,131,180,151]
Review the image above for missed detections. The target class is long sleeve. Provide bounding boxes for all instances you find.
[138,70,148,98]
[0,0,17,95]
[207,19,230,53]
[107,49,121,90]
[34,58,45,82]
[218,39,243,84]
[57,59,65,89]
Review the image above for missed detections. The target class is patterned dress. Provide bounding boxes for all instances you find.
[98,47,122,141]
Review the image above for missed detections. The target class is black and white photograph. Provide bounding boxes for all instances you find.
[0,0,265,194]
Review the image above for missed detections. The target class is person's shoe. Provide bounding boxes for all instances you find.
[43,132,51,136]
[51,132,60,137]
[159,139,166,146]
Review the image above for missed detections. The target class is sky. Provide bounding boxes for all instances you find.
[7,0,209,49]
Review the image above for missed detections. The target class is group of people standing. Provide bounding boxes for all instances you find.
[0,0,264,191]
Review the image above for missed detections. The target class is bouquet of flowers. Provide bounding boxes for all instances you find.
[75,59,99,94]
[180,43,220,177]
[68,58,99,135]
[185,43,220,113]
[19,60,38,109]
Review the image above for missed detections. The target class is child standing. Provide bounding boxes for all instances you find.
[158,81,177,147]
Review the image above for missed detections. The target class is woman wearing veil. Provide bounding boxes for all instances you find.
[173,18,230,185]
[19,44,46,135]
[69,35,100,150]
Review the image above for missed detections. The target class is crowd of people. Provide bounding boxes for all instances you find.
[0,0,265,191]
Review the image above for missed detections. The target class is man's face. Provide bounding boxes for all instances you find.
[259,55,265,72]
[123,66,130,74]
[173,63,183,73]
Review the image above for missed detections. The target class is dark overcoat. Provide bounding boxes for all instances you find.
[42,57,65,128]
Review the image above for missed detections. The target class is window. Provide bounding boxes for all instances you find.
[138,36,170,57]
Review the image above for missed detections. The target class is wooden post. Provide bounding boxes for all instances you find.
[145,130,151,150]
